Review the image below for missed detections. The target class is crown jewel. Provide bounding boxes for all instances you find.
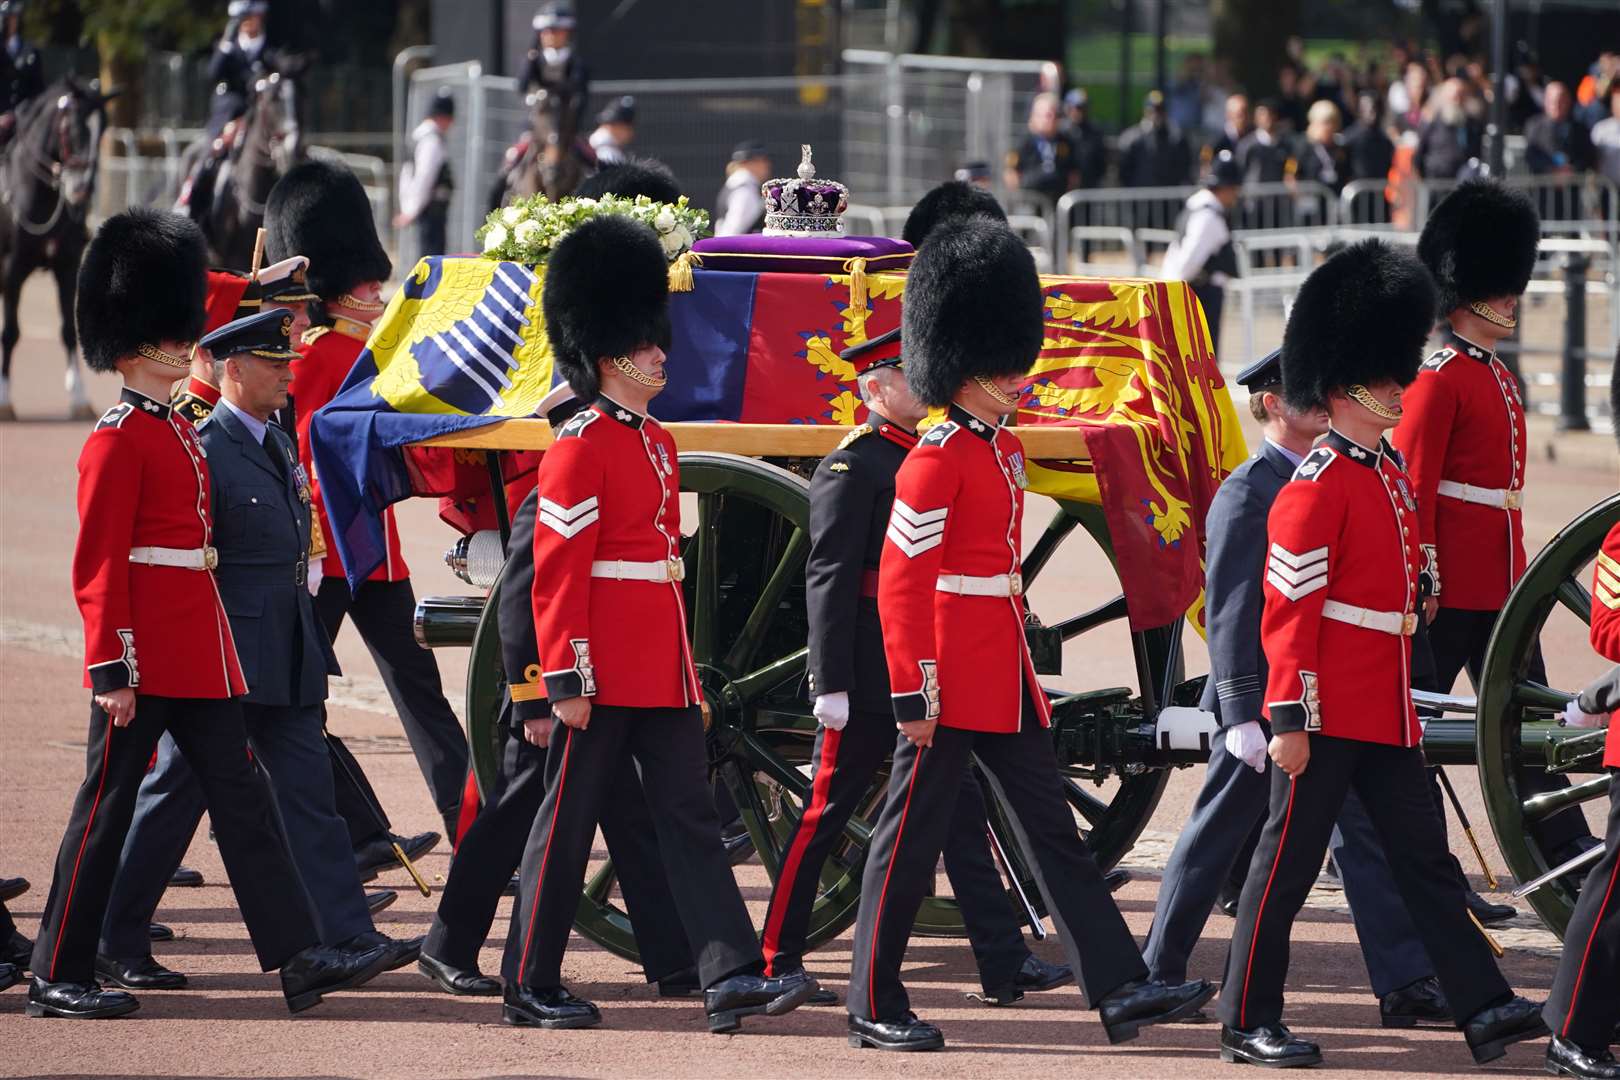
[762,144,849,238]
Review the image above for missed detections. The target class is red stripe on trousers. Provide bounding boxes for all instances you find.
[761,727,843,974]
[867,744,927,1019]
[1239,774,1297,1029]
[516,726,574,982]
[1560,843,1620,1037]
[453,768,482,849]
[49,715,117,980]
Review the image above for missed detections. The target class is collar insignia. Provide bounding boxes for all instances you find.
[616,409,632,422]
[829,461,849,472]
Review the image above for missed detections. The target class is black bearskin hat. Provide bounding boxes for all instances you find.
[77,208,208,373]
[542,215,670,401]
[1281,238,1437,411]
[902,180,1007,248]
[574,158,683,204]
[265,160,392,301]
[903,217,1044,408]
[1418,179,1539,315]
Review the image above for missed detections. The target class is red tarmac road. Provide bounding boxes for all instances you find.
[1,274,1615,1077]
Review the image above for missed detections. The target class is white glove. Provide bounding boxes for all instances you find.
[813,691,849,732]
[306,559,324,597]
[1225,720,1269,774]
[1561,699,1607,729]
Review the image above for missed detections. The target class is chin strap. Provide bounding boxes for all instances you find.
[974,375,1018,407]
[1346,383,1401,421]
[610,353,667,387]
[1468,299,1516,329]
[334,292,386,316]
[137,343,191,370]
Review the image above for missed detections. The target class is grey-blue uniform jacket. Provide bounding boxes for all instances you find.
[200,403,339,706]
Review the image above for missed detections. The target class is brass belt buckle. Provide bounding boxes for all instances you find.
[1504,489,1522,511]
[1401,612,1417,636]
[202,546,219,571]
[668,558,686,583]
[1008,572,1023,597]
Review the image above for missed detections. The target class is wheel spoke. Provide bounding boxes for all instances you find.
[1522,772,1612,822]
[687,491,720,666]
[738,731,812,797]
[725,760,786,878]
[731,647,808,704]
[1063,778,1110,826]
[722,527,808,675]
[1513,680,1570,713]
[1554,574,1592,626]
[582,859,619,905]
[1022,506,1080,587]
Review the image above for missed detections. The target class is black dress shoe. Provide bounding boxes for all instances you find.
[280,941,391,1014]
[1216,885,1243,918]
[365,889,398,915]
[1547,1035,1620,1079]
[342,931,422,973]
[0,962,17,992]
[95,954,187,991]
[147,923,173,943]
[418,952,501,996]
[977,952,1075,1006]
[167,865,204,888]
[1105,867,1131,892]
[721,820,755,865]
[1219,1023,1323,1067]
[1467,889,1519,927]
[355,831,440,883]
[848,1012,945,1051]
[2,929,32,969]
[1099,978,1218,1044]
[704,969,818,1033]
[1463,995,1550,1064]
[1380,975,1450,1028]
[503,983,601,1029]
[25,977,140,1019]
[0,876,29,902]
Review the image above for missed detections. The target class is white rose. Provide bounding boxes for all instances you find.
[513,219,542,246]
[659,228,684,257]
[573,197,597,208]
[653,208,676,233]
[673,224,692,250]
[501,206,524,226]
[483,225,508,253]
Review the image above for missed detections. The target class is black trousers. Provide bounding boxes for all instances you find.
[316,577,469,837]
[30,696,318,983]
[1543,777,1620,1051]
[1425,607,1593,858]
[849,700,1147,1022]
[1218,734,1510,1031]
[1,898,15,942]
[501,704,760,991]
[425,718,693,980]
[417,207,448,258]
[760,708,1027,991]
[1194,282,1224,359]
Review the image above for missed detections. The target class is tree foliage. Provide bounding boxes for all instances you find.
[26,0,219,61]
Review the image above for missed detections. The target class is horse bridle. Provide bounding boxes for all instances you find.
[232,75,299,218]
[12,91,100,236]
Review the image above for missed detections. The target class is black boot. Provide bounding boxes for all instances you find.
[354,831,440,883]
[94,954,187,991]
[366,889,398,915]
[1219,1023,1323,1067]
[1098,978,1217,1044]
[418,952,500,996]
[704,969,818,1033]
[718,965,837,1006]
[147,923,173,943]
[1547,1036,1620,1079]
[1379,975,1451,1028]
[502,983,601,1029]
[340,931,422,973]
[280,941,391,1014]
[167,865,204,888]
[1463,996,1550,1064]
[977,952,1074,1006]
[0,876,28,902]
[1466,889,1518,927]
[848,1012,945,1051]
[24,977,140,1019]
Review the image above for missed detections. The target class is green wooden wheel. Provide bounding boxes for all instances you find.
[1477,493,1620,938]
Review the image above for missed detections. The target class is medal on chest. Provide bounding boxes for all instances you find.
[1395,476,1417,512]
[293,460,312,505]
[1006,451,1028,490]
[655,442,672,477]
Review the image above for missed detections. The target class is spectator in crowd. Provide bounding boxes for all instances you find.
[1591,79,1620,187]
[588,96,636,167]
[1415,78,1484,178]
[1063,88,1109,189]
[1341,89,1396,185]
[714,140,770,237]
[1236,99,1290,184]
[1212,93,1250,158]
[1117,90,1193,188]
[1525,81,1595,176]
[1004,92,1078,203]
[1389,61,1430,134]
[1168,54,1209,135]
[1162,150,1242,357]
[1505,42,1546,132]
[1310,52,1355,127]
[1294,98,1347,194]
[1275,63,1309,133]
[1575,51,1618,129]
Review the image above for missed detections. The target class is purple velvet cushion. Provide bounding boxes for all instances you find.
[690,235,913,275]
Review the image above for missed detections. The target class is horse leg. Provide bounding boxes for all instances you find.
[56,246,92,420]
[0,247,23,422]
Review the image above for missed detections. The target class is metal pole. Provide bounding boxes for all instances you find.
[1488,0,1508,175]
[1119,0,1133,133]
[886,55,905,205]
[1560,252,1591,431]
[465,62,485,258]
[1154,0,1168,96]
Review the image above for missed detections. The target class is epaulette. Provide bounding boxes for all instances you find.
[1420,345,1457,372]
[95,402,133,431]
[173,393,214,425]
[556,408,599,440]
[1293,446,1337,482]
[836,423,872,450]
[919,420,959,447]
[300,325,331,346]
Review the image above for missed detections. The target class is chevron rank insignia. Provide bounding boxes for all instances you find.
[1598,551,1620,610]
[1267,543,1328,601]
[886,499,947,557]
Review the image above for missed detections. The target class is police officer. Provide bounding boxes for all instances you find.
[500,215,816,1032]
[207,0,278,141]
[26,208,387,1019]
[395,89,455,258]
[1162,150,1241,356]
[0,0,44,147]
[519,2,589,133]
[588,95,635,167]
[848,218,1214,1051]
[1142,347,1448,1028]
[1216,239,1544,1068]
[713,140,770,237]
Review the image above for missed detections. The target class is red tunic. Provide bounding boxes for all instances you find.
[74,388,247,699]
[1391,328,1526,609]
[1262,430,1423,747]
[878,406,1051,734]
[530,396,702,709]
[1591,520,1620,767]
[290,320,409,581]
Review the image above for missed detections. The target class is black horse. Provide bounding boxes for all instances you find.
[176,66,304,267]
[0,77,113,421]
[488,86,592,210]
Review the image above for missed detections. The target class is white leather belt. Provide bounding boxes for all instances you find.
[1322,599,1416,636]
[129,545,218,571]
[1437,479,1522,511]
[590,558,685,583]
[936,572,1023,597]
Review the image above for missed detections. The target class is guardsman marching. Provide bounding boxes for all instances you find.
[759,325,1070,1008]
[499,215,816,1032]
[267,160,470,846]
[848,217,1214,1052]
[26,208,385,1019]
[1215,239,1545,1068]
[1395,179,1596,882]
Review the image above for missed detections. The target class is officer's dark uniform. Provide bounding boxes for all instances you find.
[519,3,590,134]
[1005,130,1077,203]
[206,2,279,139]
[0,1,44,122]
[760,327,1051,1004]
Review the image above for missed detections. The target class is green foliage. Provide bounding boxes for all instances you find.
[26,0,219,60]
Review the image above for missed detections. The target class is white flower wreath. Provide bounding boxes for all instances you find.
[477,193,710,265]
